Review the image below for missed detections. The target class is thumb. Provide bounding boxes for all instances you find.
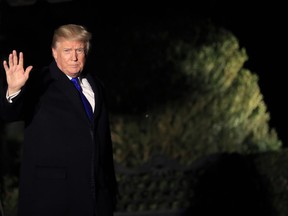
[25,65,33,78]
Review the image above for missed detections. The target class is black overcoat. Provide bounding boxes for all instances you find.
[0,60,117,216]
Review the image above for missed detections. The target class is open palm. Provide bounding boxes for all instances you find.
[3,50,33,95]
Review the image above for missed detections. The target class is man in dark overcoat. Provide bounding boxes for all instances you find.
[0,24,117,216]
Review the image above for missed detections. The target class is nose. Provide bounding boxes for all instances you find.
[71,50,78,61]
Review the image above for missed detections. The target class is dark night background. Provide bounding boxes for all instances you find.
[0,0,287,146]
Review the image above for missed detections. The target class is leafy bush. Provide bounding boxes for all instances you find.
[109,24,282,167]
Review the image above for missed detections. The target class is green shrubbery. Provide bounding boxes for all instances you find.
[108,24,281,167]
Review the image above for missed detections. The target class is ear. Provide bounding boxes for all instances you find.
[52,48,57,59]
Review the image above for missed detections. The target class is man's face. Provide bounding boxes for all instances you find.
[52,39,86,77]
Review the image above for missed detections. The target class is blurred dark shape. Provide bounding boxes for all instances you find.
[4,0,72,7]
[188,153,273,216]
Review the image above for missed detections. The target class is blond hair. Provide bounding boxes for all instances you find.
[51,24,92,54]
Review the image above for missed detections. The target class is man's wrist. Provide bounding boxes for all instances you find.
[7,87,21,96]
[6,90,21,103]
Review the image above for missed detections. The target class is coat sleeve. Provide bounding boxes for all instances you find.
[0,81,26,122]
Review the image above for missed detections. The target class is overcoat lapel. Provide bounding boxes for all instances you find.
[49,61,91,124]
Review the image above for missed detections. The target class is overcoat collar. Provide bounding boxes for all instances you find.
[48,60,102,124]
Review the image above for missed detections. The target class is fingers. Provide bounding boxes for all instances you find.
[4,50,26,68]
[3,50,32,75]
[3,60,8,72]
[18,51,24,66]
[8,52,13,68]
[6,50,17,68]
[13,50,18,66]
[25,65,33,78]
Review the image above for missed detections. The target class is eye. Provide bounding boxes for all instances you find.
[76,48,85,54]
[63,49,71,54]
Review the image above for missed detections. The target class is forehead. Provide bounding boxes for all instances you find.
[55,40,85,49]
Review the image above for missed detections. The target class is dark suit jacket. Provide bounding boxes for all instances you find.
[0,60,117,216]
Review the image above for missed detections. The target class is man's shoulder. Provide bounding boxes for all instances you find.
[25,65,53,93]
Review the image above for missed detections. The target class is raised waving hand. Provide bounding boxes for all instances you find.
[3,50,33,95]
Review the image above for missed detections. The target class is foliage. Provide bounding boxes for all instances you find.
[0,122,23,216]
[0,175,18,216]
[116,167,195,212]
[110,24,282,167]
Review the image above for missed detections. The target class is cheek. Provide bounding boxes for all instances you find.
[81,57,86,63]
[61,55,71,63]
[79,58,86,66]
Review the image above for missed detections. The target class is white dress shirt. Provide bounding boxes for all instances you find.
[70,76,95,112]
